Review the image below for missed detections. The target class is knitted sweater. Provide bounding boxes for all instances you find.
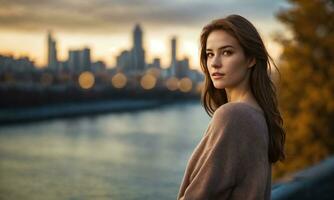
[177,102,271,200]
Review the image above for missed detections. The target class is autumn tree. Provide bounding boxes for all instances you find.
[273,0,334,179]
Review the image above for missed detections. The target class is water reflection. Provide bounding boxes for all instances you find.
[0,102,210,200]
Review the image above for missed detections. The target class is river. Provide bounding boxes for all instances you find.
[0,102,210,200]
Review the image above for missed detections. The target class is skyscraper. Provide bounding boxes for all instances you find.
[47,31,58,70]
[177,57,190,78]
[169,36,177,77]
[116,50,131,73]
[131,24,146,74]
[80,47,91,71]
[68,50,80,73]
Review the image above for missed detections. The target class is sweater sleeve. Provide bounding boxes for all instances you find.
[178,105,257,200]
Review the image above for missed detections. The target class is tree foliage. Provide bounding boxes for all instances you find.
[274,0,334,179]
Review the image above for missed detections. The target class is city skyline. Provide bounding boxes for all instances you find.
[0,0,290,69]
[44,24,194,76]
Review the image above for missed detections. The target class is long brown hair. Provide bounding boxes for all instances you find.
[200,14,285,163]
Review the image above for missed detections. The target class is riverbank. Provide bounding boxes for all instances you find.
[0,98,199,125]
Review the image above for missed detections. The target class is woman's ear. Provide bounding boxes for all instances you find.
[247,57,256,68]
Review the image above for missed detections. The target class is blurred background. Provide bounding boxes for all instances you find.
[0,0,333,199]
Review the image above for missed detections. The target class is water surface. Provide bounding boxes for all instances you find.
[0,102,210,200]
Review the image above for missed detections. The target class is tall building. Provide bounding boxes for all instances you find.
[169,36,177,77]
[131,24,146,74]
[68,50,80,73]
[67,47,92,73]
[80,47,91,71]
[116,50,131,73]
[177,57,190,78]
[91,61,106,73]
[47,31,58,70]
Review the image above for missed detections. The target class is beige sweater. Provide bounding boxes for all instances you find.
[177,102,271,200]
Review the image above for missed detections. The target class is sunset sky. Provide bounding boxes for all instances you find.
[0,0,290,69]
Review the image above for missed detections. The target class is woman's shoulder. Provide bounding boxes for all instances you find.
[210,102,267,136]
[214,102,264,120]
[209,102,268,145]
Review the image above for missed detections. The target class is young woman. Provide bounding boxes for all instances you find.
[177,15,285,200]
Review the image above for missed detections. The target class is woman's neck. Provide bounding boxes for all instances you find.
[225,79,253,103]
[225,83,262,113]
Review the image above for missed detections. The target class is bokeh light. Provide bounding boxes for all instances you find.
[166,77,178,91]
[78,71,95,89]
[196,81,204,94]
[178,77,192,92]
[111,72,127,89]
[146,68,160,77]
[140,74,156,90]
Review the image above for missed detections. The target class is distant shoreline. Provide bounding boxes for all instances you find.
[0,98,200,126]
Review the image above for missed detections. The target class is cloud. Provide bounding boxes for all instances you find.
[0,0,287,33]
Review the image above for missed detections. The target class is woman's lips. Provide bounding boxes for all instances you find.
[212,72,225,79]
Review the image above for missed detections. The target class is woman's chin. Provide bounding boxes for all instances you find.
[213,83,226,90]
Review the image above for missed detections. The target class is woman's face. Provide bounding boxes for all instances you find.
[206,30,255,90]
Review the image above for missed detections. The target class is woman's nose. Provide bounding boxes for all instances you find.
[210,56,221,68]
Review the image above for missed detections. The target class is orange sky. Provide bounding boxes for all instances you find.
[0,26,284,70]
[0,0,289,70]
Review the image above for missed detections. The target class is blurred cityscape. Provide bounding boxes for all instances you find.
[0,24,204,109]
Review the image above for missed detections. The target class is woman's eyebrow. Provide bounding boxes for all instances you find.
[206,45,234,51]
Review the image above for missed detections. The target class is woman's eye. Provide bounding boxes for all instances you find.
[222,50,232,56]
[206,53,214,57]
